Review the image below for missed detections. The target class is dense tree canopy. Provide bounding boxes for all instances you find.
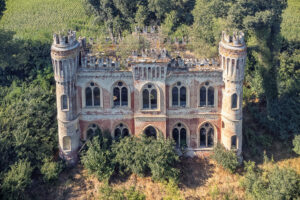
[0,0,5,19]
[85,0,195,37]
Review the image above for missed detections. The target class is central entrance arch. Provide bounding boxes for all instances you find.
[144,126,157,139]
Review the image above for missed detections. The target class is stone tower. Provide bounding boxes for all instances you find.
[51,31,80,165]
[219,31,246,157]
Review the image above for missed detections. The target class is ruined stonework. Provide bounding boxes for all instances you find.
[51,29,246,165]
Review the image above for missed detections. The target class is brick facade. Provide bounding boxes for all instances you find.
[51,30,246,164]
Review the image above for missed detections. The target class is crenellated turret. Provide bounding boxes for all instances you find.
[51,30,80,165]
[219,31,247,159]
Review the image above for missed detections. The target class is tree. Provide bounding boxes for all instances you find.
[293,135,300,155]
[135,4,148,27]
[0,0,5,19]
[81,134,115,181]
[228,0,287,107]
[211,144,239,173]
[0,67,57,185]
[0,30,51,86]
[1,160,33,200]
[242,162,300,200]
[148,0,173,23]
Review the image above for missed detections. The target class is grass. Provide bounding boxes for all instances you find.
[0,0,105,42]
[281,0,300,42]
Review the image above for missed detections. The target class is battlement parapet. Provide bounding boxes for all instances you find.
[221,31,245,46]
[53,30,77,47]
[81,54,120,69]
[128,48,169,62]
[170,57,219,68]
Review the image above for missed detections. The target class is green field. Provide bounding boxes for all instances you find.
[281,0,300,42]
[0,0,102,42]
[1,0,298,43]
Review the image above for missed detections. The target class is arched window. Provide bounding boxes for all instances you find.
[172,123,187,148]
[200,86,206,107]
[113,81,128,107]
[94,87,100,106]
[207,87,214,106]
[86,124,101,140]
[231,93,238,109]
[61,95,68,110]
[114,123,130,140]
[199,123,214,148]
[172,82,186,107]
[231,135,237,149]
[59,61,63,76]
[63,136,71,151]
[142,84,157,109]
[226,58,230,75]
[85,82,101,107]
[144,126,157,139]
[199,82,214,107]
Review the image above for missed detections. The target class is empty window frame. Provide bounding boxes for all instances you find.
[85,82,101,107]
[142,84,157,109]
[231,135,237,149]
[86,124,101,140]
[62,136,71,151]
[199,82,214,107]
[61,94,68,110]
[113,81,128,107]
[114,123,130,140]
[172,123,187,148]
[199,123,214,148]
[172,82,187,107]
[231,93,238,109]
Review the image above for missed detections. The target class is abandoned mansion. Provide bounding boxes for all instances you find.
[51,29,247,164]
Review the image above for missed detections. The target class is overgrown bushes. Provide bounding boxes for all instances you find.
[1,160,33,200]
[40,158,63,183]
[81,134,179,182]
[99,184,146,200]
[81,135,115,181]
[211,144,239,173]
[0,68,59,199]
[241,161,300,200]
[293,135,300,155]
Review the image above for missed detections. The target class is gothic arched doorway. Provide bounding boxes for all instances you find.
[144,126,157,139]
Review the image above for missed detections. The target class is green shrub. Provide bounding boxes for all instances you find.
[241,161,300,200]
[99,183,124,200]
[292,134,300,155]
[125,186,146,200]
[211,144,239,173]
[40,158,63,183]
[112,136,179,182]
[1,160,33,200]
[162,179,183,200]
[99,183,145,200]
[112,136,149,176]
[81,135,115,181]
[144,137,179,182]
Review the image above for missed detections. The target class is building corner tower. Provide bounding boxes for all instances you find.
[51,31,80,165]
[219,31,247,158]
